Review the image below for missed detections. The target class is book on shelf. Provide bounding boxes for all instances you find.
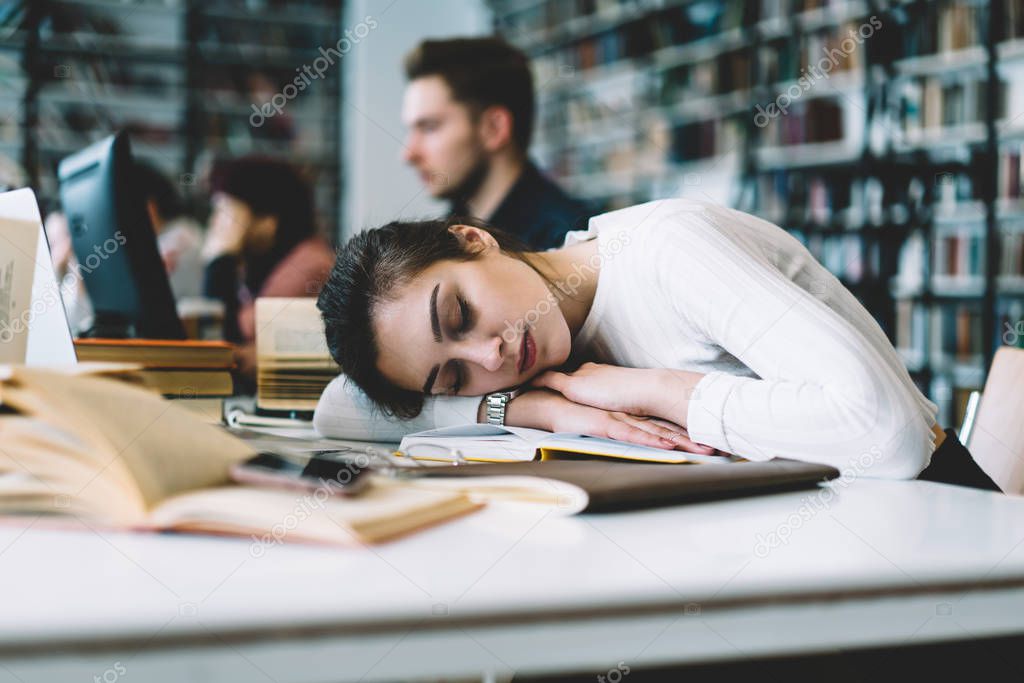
[896,301,987,370]
[899,76,1006,140]
[900,0,987,59]
[0,366,479,546]
[1001,225,1024,280]
[397,423,741,465]
[930,303,986,366]
[932,230,986,280]
[998,145,1024,199]
[758,98,845,148]
[896,299,929,366]
[255,297,339,413]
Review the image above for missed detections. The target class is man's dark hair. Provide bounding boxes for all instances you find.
[318,217,538,419]
[404,37,535,152]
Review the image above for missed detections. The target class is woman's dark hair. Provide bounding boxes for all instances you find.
[210,156,317,291]
[134,161,184,221]
[318,216,537,419]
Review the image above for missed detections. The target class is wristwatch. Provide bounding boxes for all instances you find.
[484,388,520,426]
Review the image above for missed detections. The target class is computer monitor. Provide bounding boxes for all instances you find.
[57,132,185,339]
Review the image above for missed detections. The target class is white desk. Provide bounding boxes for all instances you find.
[1,479,1022,682]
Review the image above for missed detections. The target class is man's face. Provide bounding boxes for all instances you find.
[401,75,486,200]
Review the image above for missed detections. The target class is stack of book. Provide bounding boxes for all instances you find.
[898,77,1005,140]
[997,144,1024,199]
[73,338,234,422]
[254,298,339,415]
[932,229,986,290]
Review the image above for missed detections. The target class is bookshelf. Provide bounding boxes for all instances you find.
[0,0,343,236]
[490,0,1024,428]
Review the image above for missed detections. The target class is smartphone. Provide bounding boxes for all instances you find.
[230,452,371,496]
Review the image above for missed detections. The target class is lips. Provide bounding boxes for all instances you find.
[518,330,537,374]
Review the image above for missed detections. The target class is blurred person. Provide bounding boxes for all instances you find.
[135,162,203,300]
[45,210,93,335]
[402,37,592,250]
[202,157,335,373]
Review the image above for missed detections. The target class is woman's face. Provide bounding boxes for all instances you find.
[372,226,572,398]
[209,192,277,254]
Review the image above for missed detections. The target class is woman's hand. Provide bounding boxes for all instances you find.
[201,196,248,262]
[530,362,703,421]
[493,388,716,454]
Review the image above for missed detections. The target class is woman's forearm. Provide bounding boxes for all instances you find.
[644,368,705,428]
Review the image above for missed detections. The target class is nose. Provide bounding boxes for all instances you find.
[462,335,504,373]
[402,134,418,164]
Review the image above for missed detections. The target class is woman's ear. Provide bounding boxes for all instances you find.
[448,224,499,254]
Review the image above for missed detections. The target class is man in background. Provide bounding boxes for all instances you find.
[401,37,591,250]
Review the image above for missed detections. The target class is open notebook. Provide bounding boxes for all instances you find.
[398,424,741,465]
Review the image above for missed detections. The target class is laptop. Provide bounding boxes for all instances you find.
[0,188,78,366]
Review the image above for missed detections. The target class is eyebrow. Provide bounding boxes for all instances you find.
[423,283,442,395]
[430,283,441,343]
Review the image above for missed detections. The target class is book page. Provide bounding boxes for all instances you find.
[0,218,40,365]
[255,297,334,362]
[539,433,736,464]
[0,189,77,366]
[147,479,481,545]
[0,416,146,524]
[1,367,256,513]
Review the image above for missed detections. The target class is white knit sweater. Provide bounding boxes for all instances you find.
[314,199,938,478]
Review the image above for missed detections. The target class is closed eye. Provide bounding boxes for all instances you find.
[457,296,473,335]
[449,360,465,395]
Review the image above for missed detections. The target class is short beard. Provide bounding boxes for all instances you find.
[440,150,490,205]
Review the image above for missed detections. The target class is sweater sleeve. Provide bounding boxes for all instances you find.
[661,205,935,479]
[313,374,484,442]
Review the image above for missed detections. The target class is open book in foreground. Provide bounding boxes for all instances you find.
[0,366,480,545]
[398,424,742,465]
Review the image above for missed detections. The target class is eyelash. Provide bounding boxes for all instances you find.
[457,296,472,335]
[450,361,465,395]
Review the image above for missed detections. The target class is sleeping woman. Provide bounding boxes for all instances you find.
[313,199,1000,490]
